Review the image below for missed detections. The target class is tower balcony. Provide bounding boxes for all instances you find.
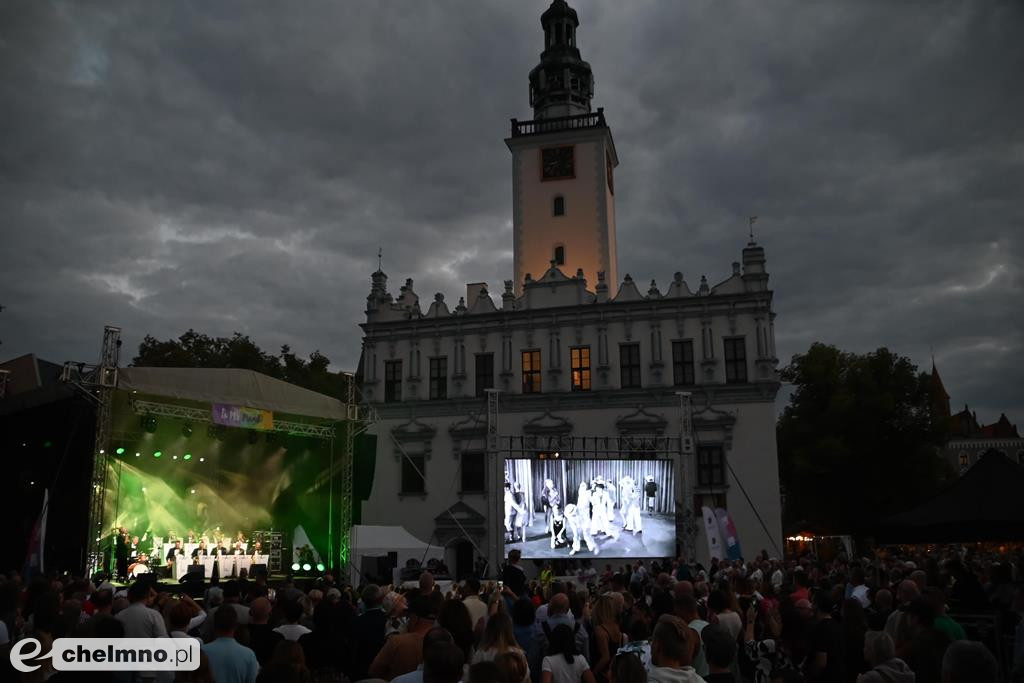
[510,108,606,137]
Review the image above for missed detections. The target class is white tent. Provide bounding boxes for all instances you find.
[349,525,443,587]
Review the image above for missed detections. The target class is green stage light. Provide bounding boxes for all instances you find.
[291,563,300,571]
[153,451,162,458]
[183,453,192,461]
[302,563,312,572]
[115,447,125,455]
[316,563,325,572]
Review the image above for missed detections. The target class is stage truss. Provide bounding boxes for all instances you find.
[130,399,338,439]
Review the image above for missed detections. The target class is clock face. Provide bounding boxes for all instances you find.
[541,146,574,180]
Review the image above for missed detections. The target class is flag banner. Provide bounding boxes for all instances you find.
[715,507,743,561]
[702,506,723,560]
[212,404,274,431]
[25,489,48,575]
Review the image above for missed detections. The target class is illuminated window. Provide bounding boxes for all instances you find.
[570,346,591,391]
[553,196,565,217]
[959,451,969,468]
[522,350,542,394]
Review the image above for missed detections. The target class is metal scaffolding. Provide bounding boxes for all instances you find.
[60,325,123,576]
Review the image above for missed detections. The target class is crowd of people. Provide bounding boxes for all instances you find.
[0,544,1021,683]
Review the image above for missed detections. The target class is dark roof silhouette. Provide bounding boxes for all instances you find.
[876,450,1024,542]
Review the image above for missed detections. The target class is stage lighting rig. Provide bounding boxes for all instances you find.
[141,414,157,433]
[181,423,193,438]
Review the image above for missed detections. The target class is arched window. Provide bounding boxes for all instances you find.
[958,451,968,468]
[553,245,565,266]
[553,196,565,216]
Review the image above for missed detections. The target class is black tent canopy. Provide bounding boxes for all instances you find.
[876,450,1024,543]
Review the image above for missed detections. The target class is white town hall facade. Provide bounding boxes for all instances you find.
[357,0,782,578]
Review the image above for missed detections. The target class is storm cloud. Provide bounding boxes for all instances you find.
[1,0,1022,423]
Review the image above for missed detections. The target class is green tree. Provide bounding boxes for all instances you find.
[777,343,951,532]
[132,330,347,400]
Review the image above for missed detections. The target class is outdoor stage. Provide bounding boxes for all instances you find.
[95,366,355,577]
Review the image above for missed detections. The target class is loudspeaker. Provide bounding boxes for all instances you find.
[250,564,268,578]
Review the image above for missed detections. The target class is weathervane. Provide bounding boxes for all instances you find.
[377,246,382,272]
[748,215,758,243]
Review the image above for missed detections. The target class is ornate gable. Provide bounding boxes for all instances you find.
[522,410,573,436]
[615,405,668,435]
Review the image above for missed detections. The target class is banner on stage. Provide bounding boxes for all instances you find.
[212,404,274,431]
[714,507,743,561]
[701,506,723,560]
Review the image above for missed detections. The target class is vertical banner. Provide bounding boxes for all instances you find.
[715,507,743,561]
[24,489,49,576]
[701,506,723,560]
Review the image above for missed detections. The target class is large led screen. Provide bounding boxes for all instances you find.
[504,458,675,559]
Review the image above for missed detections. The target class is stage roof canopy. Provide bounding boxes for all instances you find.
[118,367,347,421]
[876,450,1024,543]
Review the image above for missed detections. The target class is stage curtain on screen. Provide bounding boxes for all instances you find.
[515,459,675,514]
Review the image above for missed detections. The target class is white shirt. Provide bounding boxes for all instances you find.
[542,653,590,683]
[273,623,312,641]
[464,595,488,630]
[851,584,870,608]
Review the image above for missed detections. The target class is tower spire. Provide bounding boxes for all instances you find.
[529,0,594,119]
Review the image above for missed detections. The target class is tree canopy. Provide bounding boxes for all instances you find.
[132,329,347,400]
[777,343,952,533]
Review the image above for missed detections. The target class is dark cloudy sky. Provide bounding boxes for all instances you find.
[2,1,1022,423]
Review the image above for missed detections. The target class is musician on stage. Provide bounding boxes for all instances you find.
[250,540,263,559]
[191,540,208,562]
[231,541,245,555]
[166,540,186,568]
[212,540,230,557]
[114,527,130,581]
[644,474,658,514]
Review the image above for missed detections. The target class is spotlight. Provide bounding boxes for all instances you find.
[291,562,300,571]
[183,453,192,461]
[181,424,193,438]
[172,455,178,460]
[115,447,125,455]
[316,563,325,572]
[141,486,147,492]
[153,451,162,458]
[190,489,196,494]
[141,415,157,433]
[302,563,311,572]
[199,457,205,463]
[135,453,141,457]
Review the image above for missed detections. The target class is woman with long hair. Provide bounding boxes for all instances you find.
[542,623,596,683]
[473,611,531,683]
[592,594,626,683]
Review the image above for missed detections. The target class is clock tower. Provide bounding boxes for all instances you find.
[506,0,618,294]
